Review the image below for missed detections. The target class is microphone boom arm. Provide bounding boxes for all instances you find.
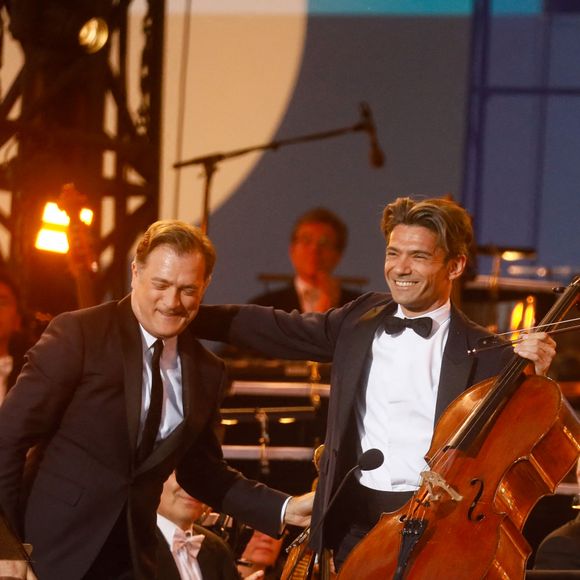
[173,103,375,234]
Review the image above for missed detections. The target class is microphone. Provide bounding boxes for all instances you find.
[307,448,384,553]
[284,448,384,580]
[359,102,385,168]
[357,447,384,471]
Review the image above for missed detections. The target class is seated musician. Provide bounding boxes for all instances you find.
[237,529,286,580]
[249,207,361,313]
[156,471,240,580]
[191,196,557,570]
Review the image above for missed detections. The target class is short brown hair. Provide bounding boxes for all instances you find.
[291,207,348,253]
[381,197,472,260]
[134,220,216,279]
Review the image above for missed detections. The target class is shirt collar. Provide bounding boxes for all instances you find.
[157,513,179,545]
[156,513,194,545]
[138,325,178,356]
[294,276,317,296]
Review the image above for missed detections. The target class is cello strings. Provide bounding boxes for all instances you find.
[430,288,580,478]
[485,315,580,339]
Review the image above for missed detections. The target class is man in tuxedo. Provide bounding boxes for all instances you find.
[0,220,312,579]
[250,207,360,313]
[156,471,239,580]
[192,196,557,568]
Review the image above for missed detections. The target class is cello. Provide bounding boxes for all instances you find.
[338,276,580,579]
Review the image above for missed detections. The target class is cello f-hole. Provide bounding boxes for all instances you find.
[468,478,486,522]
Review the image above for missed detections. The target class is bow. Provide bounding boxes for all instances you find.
[383,315,433,338]
[172,529,205,559]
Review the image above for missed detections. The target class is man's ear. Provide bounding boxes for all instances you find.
[448,255,467,281]
[130,260,138,289]
[203,275,212,293]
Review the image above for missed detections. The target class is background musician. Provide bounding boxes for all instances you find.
[249,207,361,313]
[156,471,240,580]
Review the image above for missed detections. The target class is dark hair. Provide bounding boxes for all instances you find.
[290,207,348,253]
[134,220,216,279]
[381,197,473,259]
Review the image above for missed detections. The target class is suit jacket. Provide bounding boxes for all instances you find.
[192,292,511,552]
[249,283,361,312]
[534,515,580,570]
[0,296,287,580]
[155,523,239,580]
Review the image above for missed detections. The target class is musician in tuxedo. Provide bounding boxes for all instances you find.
[0,220,312,580]
[191,196,556,568]
[249,207,361,313]
[156,471,239,580]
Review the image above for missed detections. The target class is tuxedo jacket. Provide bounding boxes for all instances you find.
[155,524,239,580]
[0,296,287,580]
[534,515,580,571]
[249,283,361,312]
[193,292,511,551]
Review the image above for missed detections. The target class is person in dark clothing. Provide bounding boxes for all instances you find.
[250,207,361,313]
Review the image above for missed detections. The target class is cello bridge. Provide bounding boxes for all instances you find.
[420,470,463,502]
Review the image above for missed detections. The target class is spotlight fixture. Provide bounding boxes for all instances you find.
[78,17,109,54]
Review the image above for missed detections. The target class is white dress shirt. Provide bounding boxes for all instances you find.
[138,327,184,446]
[294,276,321,313]
[357,301,451,491]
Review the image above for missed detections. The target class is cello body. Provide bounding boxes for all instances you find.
[338,374,580,579]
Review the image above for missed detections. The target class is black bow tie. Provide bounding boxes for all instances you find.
[383,315,433,338]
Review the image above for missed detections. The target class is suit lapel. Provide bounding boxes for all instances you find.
[117,295,144,456]
[434,305,477,421]
[333,301,396,443]
[196,536,217,580]
[177,329,196,418]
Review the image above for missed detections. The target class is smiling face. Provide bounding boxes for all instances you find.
[384,224,465,316]
[131,244,209,339]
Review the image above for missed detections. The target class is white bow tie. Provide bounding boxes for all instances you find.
[172,528,205,559]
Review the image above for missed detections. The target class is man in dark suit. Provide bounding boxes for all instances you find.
[156,471,239,580]
[192,197,557,569]
[0,220,312,579]
[250,207,361,313]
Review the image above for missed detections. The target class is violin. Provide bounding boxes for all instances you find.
[338,276,580,579]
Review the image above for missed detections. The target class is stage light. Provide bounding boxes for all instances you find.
[35,201,94,254]
[8,1,111,54]
[78,17,109,54]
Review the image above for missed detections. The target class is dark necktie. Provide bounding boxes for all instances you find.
[137,339,164,463]
[383,315,433,339]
